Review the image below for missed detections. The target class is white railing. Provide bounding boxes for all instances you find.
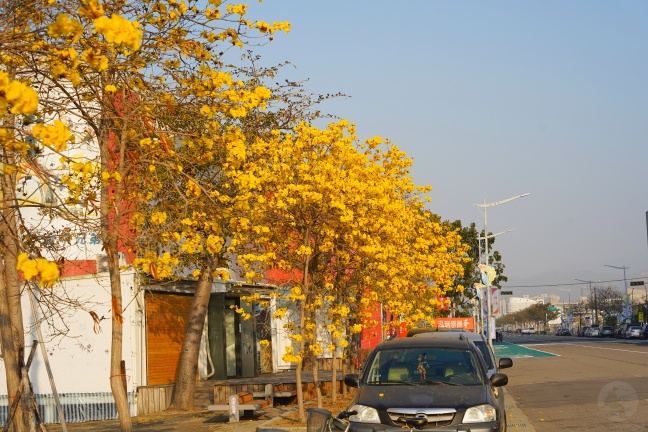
[0,392,135,425]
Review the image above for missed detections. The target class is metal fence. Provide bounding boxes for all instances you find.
[0,392,136,425]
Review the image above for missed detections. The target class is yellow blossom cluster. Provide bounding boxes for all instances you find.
[16,253,60,288]
[281,346,301,364]
[47,14,84,43]
[213,268,229,280]
[93,15,142,50]
[229,305,251,320]
[273,307,288,320]
[254,21,291,34]
[31,120,73,152]
[78,0,105,19]
[0,71,38,117]
[286,286,305,302]
[134,252,179,280]
[150,212,167,225]
[309,343,323,356]
[226,4,247,15]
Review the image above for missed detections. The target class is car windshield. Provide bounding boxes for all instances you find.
[364,347,484,386]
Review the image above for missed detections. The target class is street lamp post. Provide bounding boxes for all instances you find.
[474,192,529,348]
[475,230,513,335]
[557,288,571,330]
[575,279,595,326]
[604,264,630,321]
[604,264,629,294]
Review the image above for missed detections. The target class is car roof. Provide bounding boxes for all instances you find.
[406,328,464,337]
[412,331,486,342]
[375,336,477,350]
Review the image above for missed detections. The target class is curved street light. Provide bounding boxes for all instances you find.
[474,193,530,348]
[557,287,572,329]
[604,264,630,320]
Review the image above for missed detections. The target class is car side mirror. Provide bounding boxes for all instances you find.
[344,373,359,388]
[490,373,508,387]
[498,357,513,369]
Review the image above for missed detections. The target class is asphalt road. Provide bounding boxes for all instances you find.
[43,333,648,432]
[501,333,648,432]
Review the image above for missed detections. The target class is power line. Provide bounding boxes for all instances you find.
[502,278,631,289]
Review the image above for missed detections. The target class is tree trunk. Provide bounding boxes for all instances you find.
[331,342,338,402]
[100,126,132,431]
[107,248,132,432]
[168,261,215,411]
[312,349,322,408]
[341,352,347,396]
[296,228,311,423]
[295,357,305,422]
[0,262,23,432]
[295,298,306,423]
[1,150,33,432]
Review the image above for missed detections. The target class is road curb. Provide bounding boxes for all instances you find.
[503,387,536,431]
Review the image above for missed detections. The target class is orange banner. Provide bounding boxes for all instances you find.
[436,317,475,330]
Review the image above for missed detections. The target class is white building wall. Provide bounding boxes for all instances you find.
[0,271,143,395]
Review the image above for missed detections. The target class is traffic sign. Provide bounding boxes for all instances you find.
[501,291,513,295]
[630,281,644,286]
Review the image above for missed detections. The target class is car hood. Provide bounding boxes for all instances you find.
[354,383,489,410]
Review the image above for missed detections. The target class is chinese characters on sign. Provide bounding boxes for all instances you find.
[436,317,475,330]
[44,233,102,247]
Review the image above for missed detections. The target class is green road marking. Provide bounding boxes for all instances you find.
[493,341,556,358]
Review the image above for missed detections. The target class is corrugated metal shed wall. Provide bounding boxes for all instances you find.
[145,292,194,385]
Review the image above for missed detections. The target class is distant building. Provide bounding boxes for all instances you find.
[504,296,540,314]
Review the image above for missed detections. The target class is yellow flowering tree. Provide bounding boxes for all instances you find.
[0,0,289,429]
[231,119,469,419]
[126,55,344,410]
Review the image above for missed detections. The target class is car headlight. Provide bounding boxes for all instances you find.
[463,404,496,423]
[348,404,381,424]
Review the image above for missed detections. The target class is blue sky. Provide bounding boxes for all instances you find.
[244,1,648,301]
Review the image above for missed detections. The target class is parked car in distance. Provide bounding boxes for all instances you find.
[341,336,509,431]
[625,325,642,339]
[588,327,600,337]
[599,326,614,337]
[641,324,648,340]
[521,328,536,335]
[618,323,641,339]
[555,328,571,336]
[578,326,590,337]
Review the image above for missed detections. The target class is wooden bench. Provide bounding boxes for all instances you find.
[251,383,298,402]
[207,391,271,422]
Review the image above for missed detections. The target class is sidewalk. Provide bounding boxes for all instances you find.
[45,388,534,432]
[44,408,292,432]
[44,402,306,432]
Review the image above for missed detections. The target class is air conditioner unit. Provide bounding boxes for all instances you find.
[117,252,126,266]
[96,254,109,273]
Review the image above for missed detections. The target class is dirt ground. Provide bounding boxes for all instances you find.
[270,390,356,428]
